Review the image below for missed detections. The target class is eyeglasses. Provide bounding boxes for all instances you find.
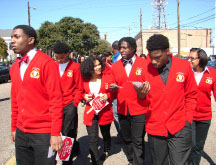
[188,57,199,61]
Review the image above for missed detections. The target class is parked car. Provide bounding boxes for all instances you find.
[207,61,216,69]
[209,55,216,61]
[0,62,10,83]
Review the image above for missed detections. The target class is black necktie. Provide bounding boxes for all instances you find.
[122,58,133,66]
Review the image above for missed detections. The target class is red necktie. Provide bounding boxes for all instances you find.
[18,54,29,64]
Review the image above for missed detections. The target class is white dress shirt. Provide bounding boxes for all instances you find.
[193,67,209,85]
[59,61,69,77]
[20,48,37,81]
[125,55,136,77]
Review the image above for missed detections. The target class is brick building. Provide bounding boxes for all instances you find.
[135,29,213,56]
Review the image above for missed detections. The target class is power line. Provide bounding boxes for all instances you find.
[168,7,215,27]
[180,14,215,27]
[181,16,215,28]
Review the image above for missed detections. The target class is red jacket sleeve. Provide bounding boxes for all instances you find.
[10,66,18,132]
[184,63,198,124]
[44,61,63,136]
[72,65,83,107]
[212,69,216,102]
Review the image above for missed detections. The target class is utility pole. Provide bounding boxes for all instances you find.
[177,0,180,57]
[215,0,216,51]
[140,8,143,54]
[129,27,131,36]
[28,1,30,26]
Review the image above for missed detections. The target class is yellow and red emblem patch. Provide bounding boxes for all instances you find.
[30,67,40,79]
[176,73,185,82]
[105,83,109,89]
[205,77,213,84]
[67,70,73,77]
[135,68,142,75]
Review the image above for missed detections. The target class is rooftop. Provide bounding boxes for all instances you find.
[0,29,12,38]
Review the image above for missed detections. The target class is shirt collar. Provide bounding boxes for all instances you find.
[158,55,172,72]
[193,66,209,74]
[131,54,136,64]
[205,67,210,73]
[27,48,37,61]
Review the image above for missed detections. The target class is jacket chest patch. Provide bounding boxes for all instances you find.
[30,67,40,79]
[205,77,213,84]
[176,72,185,82]
[67,70,73,77]
[105,83,109,89]
[135,68,142,75]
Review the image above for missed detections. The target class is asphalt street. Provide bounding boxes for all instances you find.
[0,82,215,165]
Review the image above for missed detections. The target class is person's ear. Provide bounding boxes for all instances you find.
[28,37,35,45]
[166,48,170,55]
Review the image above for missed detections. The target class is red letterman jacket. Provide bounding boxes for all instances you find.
[57,59,83,107]
[110,56,149,116]
[10,50,63,136]
[145,55,197,137]
[193,67,216,121]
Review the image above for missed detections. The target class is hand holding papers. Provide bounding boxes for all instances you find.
[48,136,74,161]
[131,81,151,99]
[56,136,74,161]
[87,93,109,114]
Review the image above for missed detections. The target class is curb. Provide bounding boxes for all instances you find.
[5,155,16,165]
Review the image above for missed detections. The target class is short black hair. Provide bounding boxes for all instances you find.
[103,51,112,57]
[112,41,119,50]
[146,34,169,51]
[80,56,105,81]
[118,37,137,53]
[53,42,71,54]
[13,25,37,45]
[190,48,208,68]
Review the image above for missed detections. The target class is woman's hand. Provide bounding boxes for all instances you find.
[100,94,108,102]
[84,93,93,102]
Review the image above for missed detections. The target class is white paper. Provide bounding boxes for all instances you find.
[48,146,55,158]
[56,136,74,161]
[132,81,143,88]
[89,93,109,114]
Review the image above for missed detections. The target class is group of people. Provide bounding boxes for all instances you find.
[9,24,215,165]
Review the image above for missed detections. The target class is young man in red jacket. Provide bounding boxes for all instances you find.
[53,42,83,165]
[110,37,150,165]
[145,34,197,165]
[10,25,63,164]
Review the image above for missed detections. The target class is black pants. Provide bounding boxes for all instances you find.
[148,121,192,165]
[188,120,211,165]
[61,103,79,165]
[86,115,111,165]
[15,128,56,165]
[118,113,146,165]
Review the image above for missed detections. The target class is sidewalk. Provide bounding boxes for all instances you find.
[6,101,216,165]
